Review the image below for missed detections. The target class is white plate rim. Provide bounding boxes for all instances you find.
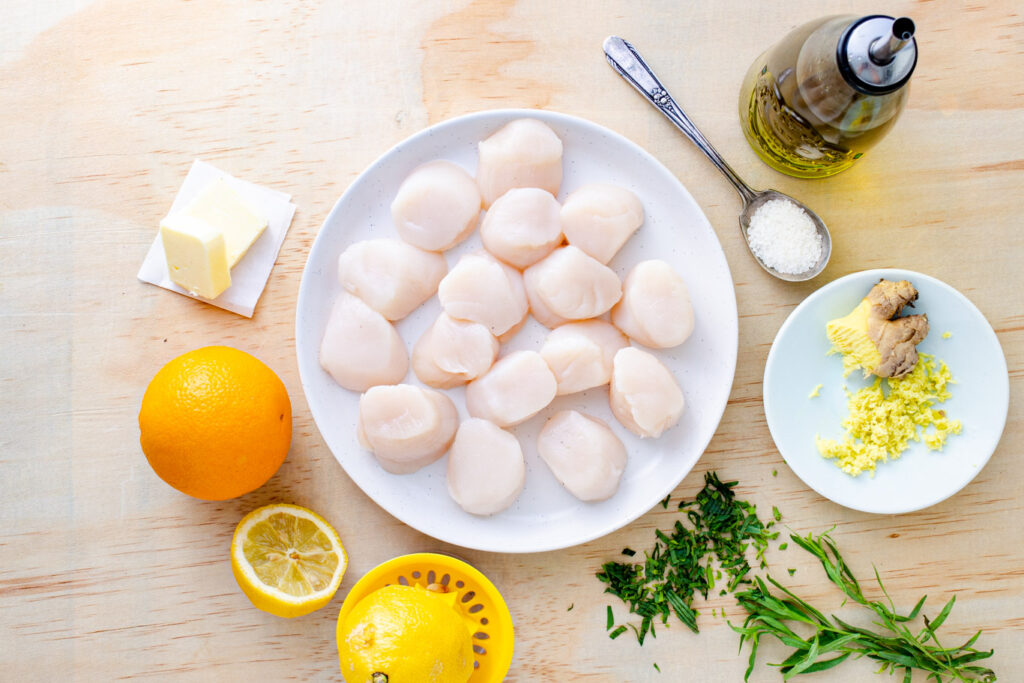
[763,267,1009,514]
[295,108,738,552]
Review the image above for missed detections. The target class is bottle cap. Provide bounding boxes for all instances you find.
[838,15,917,95]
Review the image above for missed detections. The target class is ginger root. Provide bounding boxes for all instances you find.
[826,279,929,378]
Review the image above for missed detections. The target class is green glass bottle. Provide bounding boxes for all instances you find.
[739,15,917,178]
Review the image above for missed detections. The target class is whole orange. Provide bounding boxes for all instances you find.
[139,346,292,500]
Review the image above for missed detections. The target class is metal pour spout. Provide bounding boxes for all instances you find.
[869,17,916,65]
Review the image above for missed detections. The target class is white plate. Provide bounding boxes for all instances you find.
[295,109,738,552]
[763,268,1009,514]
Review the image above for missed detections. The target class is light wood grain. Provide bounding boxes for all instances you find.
[1,1,1022,681]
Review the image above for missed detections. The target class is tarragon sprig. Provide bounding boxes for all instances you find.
[731,531,996,682]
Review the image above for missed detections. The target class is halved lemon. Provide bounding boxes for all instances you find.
[230,504,347,618]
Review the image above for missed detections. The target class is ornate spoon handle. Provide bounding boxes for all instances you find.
[603,36,758,205]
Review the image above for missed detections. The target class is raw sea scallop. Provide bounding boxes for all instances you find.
[477,118,563,208]
[319,292,408,392]
[523,245,622,328]
[480,187,564,269]
[411,313,499,389]
[437,252,529,336]
[336,238,447,321]
[391,160,482,251]
[539,320,628,395]
[611,260,695,349]
[609,347,685,438]
[537,410,627,502]
[446,418,526,515]
[560,183,644,264]
[464,351,557,427]
[357,384,458,474]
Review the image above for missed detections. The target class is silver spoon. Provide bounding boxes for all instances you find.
[603,36,831,282]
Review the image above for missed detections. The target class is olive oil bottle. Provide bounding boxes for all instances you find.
[739,15,917,178]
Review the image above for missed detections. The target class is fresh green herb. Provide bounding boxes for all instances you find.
[772,469,778,477]
[608,625,627,640]
[653,663,661,673]
[787,568,797,576]
[622,547,636,557]
[660,494,672,509]
[596,472,776,642]
[773,506,782,522]
[606,605,614,630]
[779,542,789,551]
[697,473,779,585]
[567,603,574,611]
[732,531,996,682]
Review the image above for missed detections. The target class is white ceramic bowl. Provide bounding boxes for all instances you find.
[764,268,1009,514]
[296,109,738,552]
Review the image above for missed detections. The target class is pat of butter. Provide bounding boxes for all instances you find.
[181,178,268,268]
[160,214,232,299]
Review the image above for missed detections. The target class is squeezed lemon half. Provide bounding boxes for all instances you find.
[231,503,347,618]
[337,584,474,682]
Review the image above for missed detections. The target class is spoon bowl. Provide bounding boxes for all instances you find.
[740,190,832,282]
[603,36,831,281]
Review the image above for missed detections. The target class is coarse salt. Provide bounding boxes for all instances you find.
[746,198,822,274]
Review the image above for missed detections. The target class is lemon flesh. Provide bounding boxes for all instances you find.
[231,504,347,618]
[338,584,473,683]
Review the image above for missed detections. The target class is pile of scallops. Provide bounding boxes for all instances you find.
[319,118,694,516]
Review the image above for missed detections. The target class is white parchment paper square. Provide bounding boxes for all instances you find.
[137,159,297,317]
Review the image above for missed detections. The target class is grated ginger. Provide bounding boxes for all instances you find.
[816,353,962,477]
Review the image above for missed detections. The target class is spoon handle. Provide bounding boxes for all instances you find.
[603,36,758,205]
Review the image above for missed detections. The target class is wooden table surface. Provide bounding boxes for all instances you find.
[2,1,1021,681]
